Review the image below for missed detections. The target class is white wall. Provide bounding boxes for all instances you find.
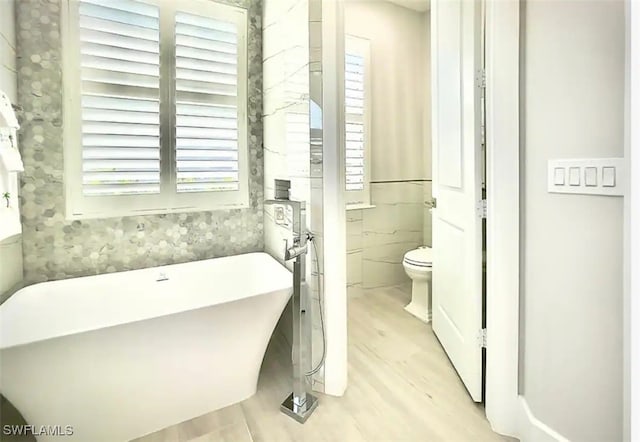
[0,0,22,301]
[345,0,428,182]
[521,0,625,440]
[628,1,640,439]
[344,1,430,293]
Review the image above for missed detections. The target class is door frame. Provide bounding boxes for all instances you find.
[483,0,520,436]
[626,0,639,439]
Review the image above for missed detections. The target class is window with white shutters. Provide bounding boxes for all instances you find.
[78,0,161,197]
[175,11,241,193]
[63,0,249,219]
[345,36,371,207]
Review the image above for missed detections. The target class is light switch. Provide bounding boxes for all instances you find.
[602,167,616,187]
[569,167,581,186]
[584,167,597,187]
[553,168,565,185]
[548,158,624,196]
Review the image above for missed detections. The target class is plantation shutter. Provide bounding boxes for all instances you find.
[345,52,365,192]
[78,0,161,196]
[175,11,241,193]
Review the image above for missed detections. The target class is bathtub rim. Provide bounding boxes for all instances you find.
[0,252,292,350]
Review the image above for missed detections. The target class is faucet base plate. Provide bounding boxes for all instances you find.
[280,392,319,424]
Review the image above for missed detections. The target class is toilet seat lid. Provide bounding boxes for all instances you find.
[404,246,432,267]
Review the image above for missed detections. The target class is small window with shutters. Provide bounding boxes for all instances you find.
[344,35,371,207]
[62,0,249,219]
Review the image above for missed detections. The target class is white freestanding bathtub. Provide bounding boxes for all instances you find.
[0,252,292,442]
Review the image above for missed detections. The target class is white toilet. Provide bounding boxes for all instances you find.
[402,246,432,323]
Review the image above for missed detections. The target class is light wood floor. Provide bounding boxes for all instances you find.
[134,285,511,442]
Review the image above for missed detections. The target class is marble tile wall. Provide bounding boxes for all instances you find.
[346,208,363,297]
[16,0,264,283]
[423,181,433,247]
[347,181,430,292]
[262,0,325,390]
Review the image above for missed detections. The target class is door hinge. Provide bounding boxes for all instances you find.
[476,68,486,88]
[478,328,487,348]
[476,199,487,219]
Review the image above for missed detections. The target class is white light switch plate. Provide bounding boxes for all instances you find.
[568,167,581,186]
[584,167,598,187]
[602,167,616,187]
[553,168,565,185]
[548,158,625,196]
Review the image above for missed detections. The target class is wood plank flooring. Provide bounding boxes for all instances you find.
[133,285,511,442]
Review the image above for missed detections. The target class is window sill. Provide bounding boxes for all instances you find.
[346,203,376,211]
[66,201,250,221]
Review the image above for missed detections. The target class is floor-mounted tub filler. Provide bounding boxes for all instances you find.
[265,180,320,424]
[0,252,292,442]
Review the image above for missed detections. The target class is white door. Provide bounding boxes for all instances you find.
[431,0,484,401]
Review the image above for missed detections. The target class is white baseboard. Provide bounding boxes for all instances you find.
[518,396,570,442]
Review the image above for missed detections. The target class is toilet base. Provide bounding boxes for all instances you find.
[404,279,432,323]
[404,301,432,323]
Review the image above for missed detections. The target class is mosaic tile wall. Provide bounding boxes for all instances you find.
[16,0,264,283]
